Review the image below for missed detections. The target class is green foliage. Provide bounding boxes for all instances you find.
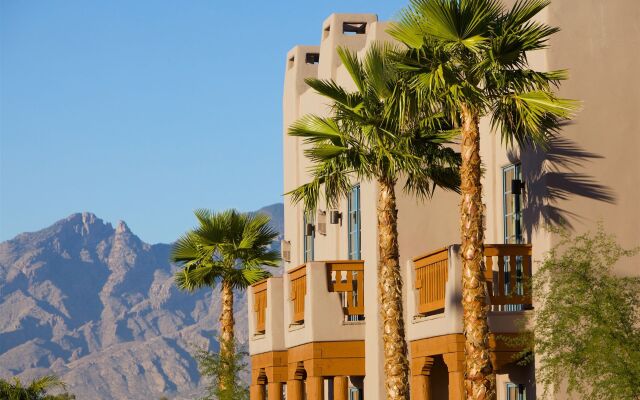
[287,42,461,213]
[194,338,249,400]
[171,209,281,292]
[533,226,640,399]
[389,0,579,148]
[0,375,74,400]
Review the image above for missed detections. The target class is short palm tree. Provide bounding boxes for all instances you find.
[0,375,69,400]
[171,209,280,389]
[288,43,460,400]
[389,1,578,398]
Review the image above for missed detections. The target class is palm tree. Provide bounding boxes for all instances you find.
[389,1,578,398]
[0,375,70,400]
[288,43,460,400]
[171,209,280,389]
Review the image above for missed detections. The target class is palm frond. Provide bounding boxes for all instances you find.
[171,209,281,293]
[336,46,366,93]
[288,115,345,145]
[305,78,363,112]
[492,90,580,147]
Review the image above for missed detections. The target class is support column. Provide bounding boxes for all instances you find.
[287,379,303,400]
[443,352,465,400]
[334,376,349,400]
[307,376,324,400]
[268,382,283,400]
[250,384,265,400]
[411,356,434,400]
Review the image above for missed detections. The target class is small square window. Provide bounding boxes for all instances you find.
[305,53,320,64]
[343,22,366,35]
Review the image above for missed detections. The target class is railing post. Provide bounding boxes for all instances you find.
[250,384,265,400]
[334,376,349,400]
[443,352,464,400]
[411,356,435,400]
[268,382,283,400]
[307,376,324,399]
[287,379,303,400]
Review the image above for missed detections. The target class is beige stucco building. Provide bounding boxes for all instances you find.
[247,3,640,400]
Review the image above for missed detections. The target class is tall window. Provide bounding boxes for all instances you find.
[303,213,314,262]
[506,383,526,400]
[503,164,524,311]
[348,185,361,260]
[503,164,523,244]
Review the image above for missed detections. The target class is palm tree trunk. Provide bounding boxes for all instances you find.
[459,104,496,400]
[219,280,235,390]
[377,178,410,400]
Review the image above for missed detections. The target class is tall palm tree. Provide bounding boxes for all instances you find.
[288,43,460,400]
[0,375,70,400]
[389,1,578,398]
[171,209,280,389]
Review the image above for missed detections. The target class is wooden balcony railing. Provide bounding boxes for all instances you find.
[484,244,532,310]
[252,280,268,333]
[289,265,307,323]
[414,248,449,315]
[326,261,365,319]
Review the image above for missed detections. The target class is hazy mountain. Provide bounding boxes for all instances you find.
[0,204,283,399]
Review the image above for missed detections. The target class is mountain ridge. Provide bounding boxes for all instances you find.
[0,204,283,399]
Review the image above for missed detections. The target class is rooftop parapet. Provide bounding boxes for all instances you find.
[318,13,378,80]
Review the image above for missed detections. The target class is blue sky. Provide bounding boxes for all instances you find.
[0,0,405,243]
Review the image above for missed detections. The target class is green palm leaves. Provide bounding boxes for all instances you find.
[288,43,461,213]
[287,41,462,400]
[0,375,68,400]
[389,1,579,399]
[390,0,579,146]
[171,209,280,292]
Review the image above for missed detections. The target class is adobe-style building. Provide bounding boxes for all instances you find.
[247,3,640,400]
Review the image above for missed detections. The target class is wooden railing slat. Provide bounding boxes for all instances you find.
[484,244,532,310]
[325,261,365,318]
[414,249,448,315]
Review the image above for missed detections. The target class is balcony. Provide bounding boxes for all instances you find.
[407,244,533,342]
[284,260,365,348]
[249,277,285,356]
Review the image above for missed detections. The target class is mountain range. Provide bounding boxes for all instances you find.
[0,204,283,399]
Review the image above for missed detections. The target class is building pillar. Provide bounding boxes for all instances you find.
[443,352,465,400]
[287,379,303,400]
[411,356,435,400]
[268,382,283,400]
[334,376,349,400]
[307,376,324,400]
[250,384,265,400]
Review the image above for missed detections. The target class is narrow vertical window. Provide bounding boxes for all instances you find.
[503,164,524,311]
[503,163,523,244]
[348,185,361,260]
[303,213,314,262]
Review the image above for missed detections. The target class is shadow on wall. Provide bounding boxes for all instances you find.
[514,130,616,239]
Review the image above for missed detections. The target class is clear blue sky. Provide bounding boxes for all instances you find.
[0,0,405,243]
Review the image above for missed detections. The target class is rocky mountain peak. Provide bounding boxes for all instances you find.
[115,220,131,235]
[0,203,284,400]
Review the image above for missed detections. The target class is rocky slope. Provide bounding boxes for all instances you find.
[0,204,283,399]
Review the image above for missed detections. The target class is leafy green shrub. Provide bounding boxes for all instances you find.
[194,337,249,400]
[534,226,640,399]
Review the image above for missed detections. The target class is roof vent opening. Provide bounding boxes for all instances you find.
[305,53,320,65]
[287,56,295,70]
[343,22,367,35]
[323,25,331,39]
